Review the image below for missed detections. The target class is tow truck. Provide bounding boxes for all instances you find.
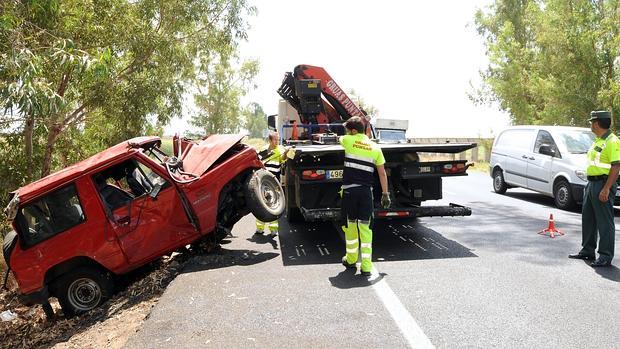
[273,64,476,222]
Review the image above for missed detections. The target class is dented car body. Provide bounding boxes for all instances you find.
[3,135,284,316]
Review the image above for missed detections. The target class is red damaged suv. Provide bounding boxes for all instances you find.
[2,135,284,317]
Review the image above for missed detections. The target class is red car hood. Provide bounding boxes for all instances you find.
[181,134,246,175]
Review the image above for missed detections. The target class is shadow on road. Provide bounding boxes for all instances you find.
[182,248,280,274]
[328,269,387,289]
[593,264,620,282]
[276,218,477,267]
[501,190,620,216]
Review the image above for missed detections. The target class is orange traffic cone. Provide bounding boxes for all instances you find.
[292,121,299,140]
[538,214,564,238]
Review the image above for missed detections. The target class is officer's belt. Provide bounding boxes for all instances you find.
[587,175,608,181]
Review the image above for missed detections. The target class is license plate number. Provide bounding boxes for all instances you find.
[419,166,431,173]
[328,170,343,179]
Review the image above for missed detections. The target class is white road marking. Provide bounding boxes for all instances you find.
[369,268,435,349]
[335,224,434,349]
[414,243,428,252]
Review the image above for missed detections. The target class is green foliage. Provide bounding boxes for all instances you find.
[190,59,259,135]
[474,0,620,127]
[0,0,255,210]
[243,102,267,138]
[348,89,378,117]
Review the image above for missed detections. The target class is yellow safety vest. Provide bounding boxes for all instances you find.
[339,134,385,187]
[262,145,285,177]
[586,130,620,176]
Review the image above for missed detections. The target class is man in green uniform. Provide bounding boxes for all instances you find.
[255,132,286,237]
[339,117,391,277]
[569,110,620,267]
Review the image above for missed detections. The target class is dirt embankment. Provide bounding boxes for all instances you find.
[0,244,226,349]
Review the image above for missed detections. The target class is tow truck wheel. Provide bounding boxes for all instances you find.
[245,169,285,222]
[52,267,114,318]
[492,169,508,194]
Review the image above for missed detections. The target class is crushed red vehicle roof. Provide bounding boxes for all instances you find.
[12,136,161,203]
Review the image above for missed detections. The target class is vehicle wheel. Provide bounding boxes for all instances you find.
[285,186,304,222]
[2,230,18,267]
[553,180,575,210]
[492,169,508,194]
[244,169,285,222]
[52,267,114,317]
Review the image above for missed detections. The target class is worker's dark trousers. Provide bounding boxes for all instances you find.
[581,180,616,262]
[341,186,373,272]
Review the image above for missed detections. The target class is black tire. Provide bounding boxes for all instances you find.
[2,230,18,267]
[285,186,304,222]
[244,169,285,222]
[492,169,508,194]
[553,180,576,210]
[51,267,114,317]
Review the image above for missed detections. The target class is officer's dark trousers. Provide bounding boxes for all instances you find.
[581,180,616,262]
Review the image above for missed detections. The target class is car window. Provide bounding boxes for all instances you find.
[137,161,169,189]
[534,130,558,154]
[16,184,85,247]
[495,129,534,151]
[558,130,595,154]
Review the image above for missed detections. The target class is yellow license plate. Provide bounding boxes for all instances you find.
[328,170,343,179]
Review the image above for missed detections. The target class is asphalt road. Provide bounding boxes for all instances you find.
[125,172,619,348]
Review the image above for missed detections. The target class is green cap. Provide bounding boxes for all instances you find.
[589,110,611,121]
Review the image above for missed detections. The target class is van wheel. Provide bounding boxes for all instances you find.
[52,267,114,317]
[554,180,575,210]
[492,169,508,194]
[244,169,285,222]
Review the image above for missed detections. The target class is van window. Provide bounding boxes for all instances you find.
[496,129,534,151]
[534,130,559,154]
[558,130,595,154]
[16,184,85,247]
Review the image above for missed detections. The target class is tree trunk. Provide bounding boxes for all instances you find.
[41,123,62,178]
[24,116,34,181]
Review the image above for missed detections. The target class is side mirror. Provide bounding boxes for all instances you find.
[267,114,277,131]
[539,144,556,157]
[149,184,163,200]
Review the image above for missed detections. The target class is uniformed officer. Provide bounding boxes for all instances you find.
[255,132,286,237]
[569,110,620,267]
[339,116,390,277]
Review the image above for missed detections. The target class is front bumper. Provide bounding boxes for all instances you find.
[572,182,620,205]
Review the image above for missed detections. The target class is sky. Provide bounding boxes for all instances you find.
[169,0,511,138]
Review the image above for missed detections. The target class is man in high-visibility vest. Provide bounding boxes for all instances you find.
[569,110,620,267]
[256,132,286,237]
[339,116,390,276]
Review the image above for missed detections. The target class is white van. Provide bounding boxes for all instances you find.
[490,125,620,210]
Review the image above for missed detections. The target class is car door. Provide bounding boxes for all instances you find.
[95,158,197,265]
[526,130,558,193]
[500,129,536,187]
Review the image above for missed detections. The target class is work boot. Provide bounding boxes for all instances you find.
[341,256,356,269]
[269,231,278,238]
[360,270,372,277]
[254,230,263,235]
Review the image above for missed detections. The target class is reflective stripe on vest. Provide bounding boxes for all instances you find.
[587,133,618,175]
[341,134,380,187]
[262,145,285,177]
